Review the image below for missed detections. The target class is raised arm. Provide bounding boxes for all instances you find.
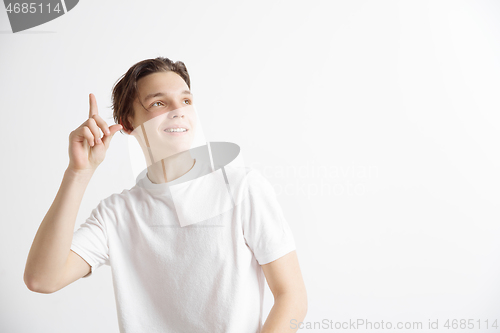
[23,93,121,293]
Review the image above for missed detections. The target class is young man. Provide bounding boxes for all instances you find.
[24,57,307,332]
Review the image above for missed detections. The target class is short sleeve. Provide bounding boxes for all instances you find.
[70,201,110,278]
[241,169,296,265]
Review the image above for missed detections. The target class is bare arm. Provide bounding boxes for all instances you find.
[261,250,308,333]
[23,93,122,293]
[24,169,93,293]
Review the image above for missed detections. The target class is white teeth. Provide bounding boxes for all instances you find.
[165,128,187,132]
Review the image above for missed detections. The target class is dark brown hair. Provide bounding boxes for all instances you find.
[111,57,191,134]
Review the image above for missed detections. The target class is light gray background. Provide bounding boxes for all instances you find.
[1,0,499,332]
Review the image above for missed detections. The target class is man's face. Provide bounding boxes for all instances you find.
[127,71,194,130]
[125,71,197,157]
[125,72,198,165]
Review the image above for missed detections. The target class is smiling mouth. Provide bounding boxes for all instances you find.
[164,128,188,133]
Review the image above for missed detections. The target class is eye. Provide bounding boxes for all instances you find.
[151,101,164,107]
[183,99,191,105]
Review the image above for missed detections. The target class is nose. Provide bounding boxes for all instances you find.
[169,107,185,119]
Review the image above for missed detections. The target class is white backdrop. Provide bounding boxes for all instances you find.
[1,0,499,332]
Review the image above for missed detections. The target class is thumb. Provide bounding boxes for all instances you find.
[102,124,123,149]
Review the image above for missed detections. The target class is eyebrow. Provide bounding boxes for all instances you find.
[143,90,193,103]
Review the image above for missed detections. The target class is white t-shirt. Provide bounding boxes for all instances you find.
[70,156,296,333]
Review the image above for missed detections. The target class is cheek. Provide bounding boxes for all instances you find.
[140,114,157,126]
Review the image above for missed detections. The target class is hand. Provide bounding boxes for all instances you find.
[67,93,122,174]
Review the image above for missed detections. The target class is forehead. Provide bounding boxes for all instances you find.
[136,71,189,96]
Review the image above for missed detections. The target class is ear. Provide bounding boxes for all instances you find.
[119,118,133,135]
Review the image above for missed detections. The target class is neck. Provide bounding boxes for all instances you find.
[146,151,196,184]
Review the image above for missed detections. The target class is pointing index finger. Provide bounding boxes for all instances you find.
[89,93,99,118]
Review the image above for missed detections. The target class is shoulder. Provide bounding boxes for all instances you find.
[244,167,275,193]
[226,165,269,184]
[227,166,277,206]
[96,186,144,212]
